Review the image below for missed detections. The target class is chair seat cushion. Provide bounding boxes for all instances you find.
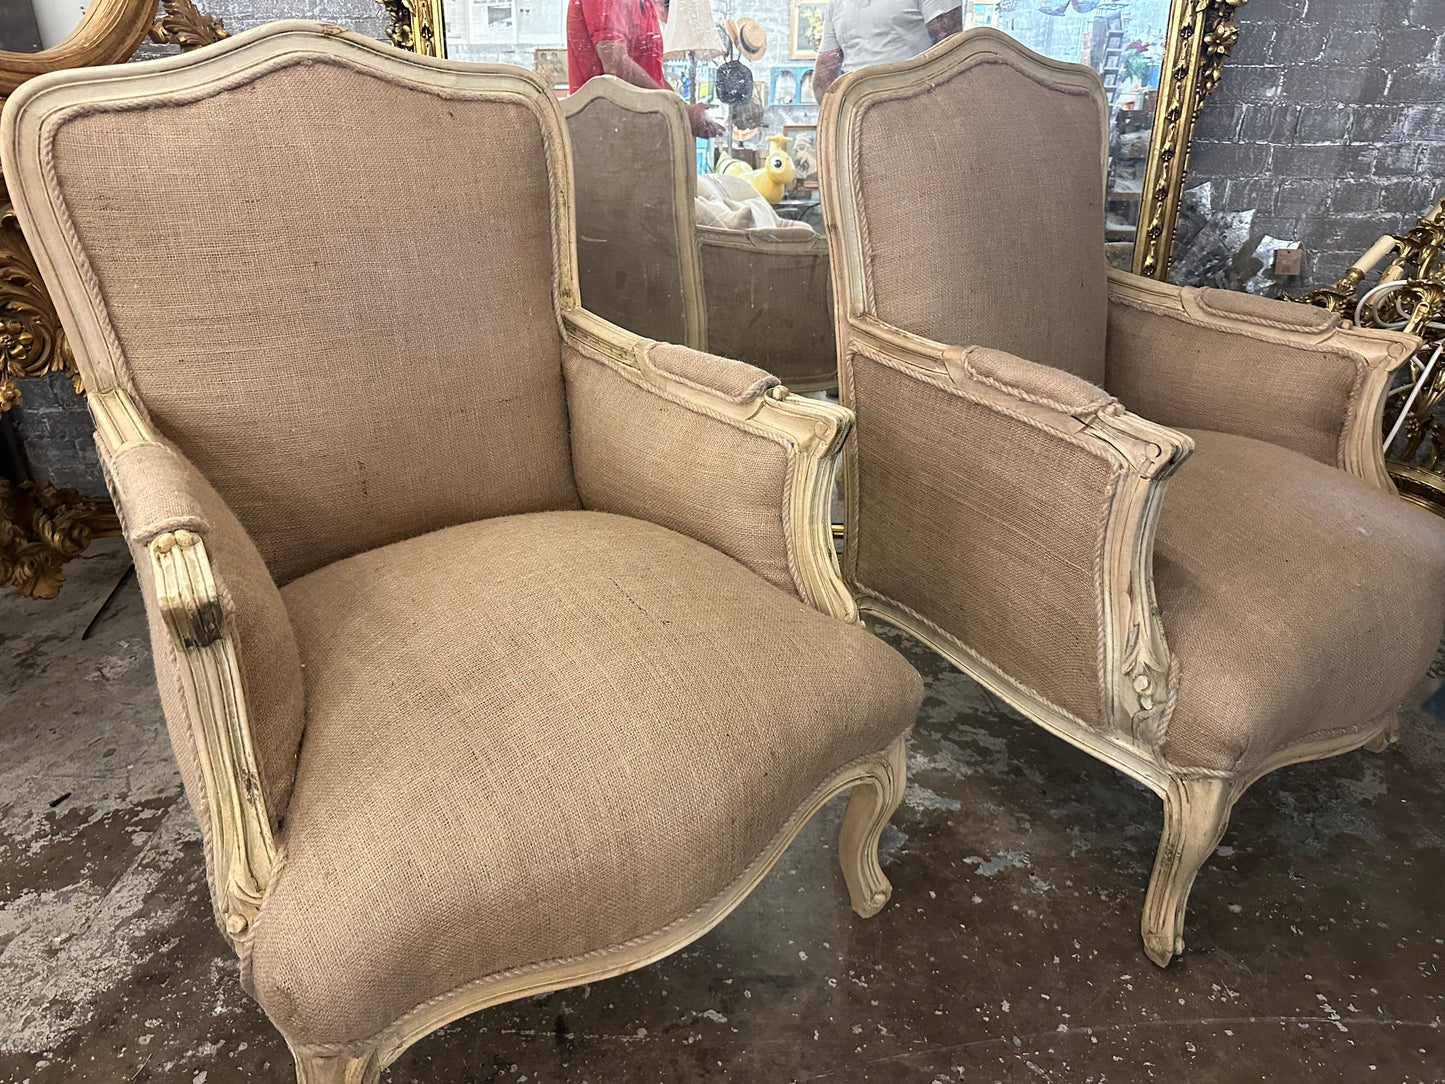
[1153,430,1445,774]
[248,511,920,1048]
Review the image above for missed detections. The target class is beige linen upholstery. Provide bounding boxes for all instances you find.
[562,77,837,390]
[44,54,579,587]
[1153,431,1445,774]
[820,27,1445,968]
[5,23,922,1081]
[849,40,1109,383]
[1106,270,1419,475]
[698,224,838,391]
[99,438,303,835]
[256,510,919,1050]
[565,341,798,595]
[846,348,1116,727]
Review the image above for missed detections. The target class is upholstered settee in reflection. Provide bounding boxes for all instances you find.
[818,28,1445,967]
[2,23,923,1081]
[562,75,838,393]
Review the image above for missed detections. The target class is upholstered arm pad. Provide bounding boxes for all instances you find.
[947,343,1117,415]
[562,309,856,620]
[1105,269,1418,489]
[97,433,302,840]
[841,317,1191,737]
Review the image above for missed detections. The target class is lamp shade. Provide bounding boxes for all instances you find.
[662,0,723,59]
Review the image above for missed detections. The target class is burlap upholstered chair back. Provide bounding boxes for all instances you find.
[841,33,1111,382]
[31,43,580,585]
[562,77,704,349]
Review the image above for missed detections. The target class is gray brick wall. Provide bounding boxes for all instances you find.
[1176,0,1445,290]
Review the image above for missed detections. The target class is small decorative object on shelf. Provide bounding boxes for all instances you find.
[717,133,796,203]
[1289,199,1445,516]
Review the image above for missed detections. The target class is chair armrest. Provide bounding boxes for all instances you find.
[562,308,858,622]
[92,388,285,947]
[1105,269,1419,490]
[843,316,1193,760]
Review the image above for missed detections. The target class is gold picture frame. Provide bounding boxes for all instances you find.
[789,0,827,60]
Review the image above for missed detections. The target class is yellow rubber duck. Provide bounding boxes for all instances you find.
[716,133,797,204]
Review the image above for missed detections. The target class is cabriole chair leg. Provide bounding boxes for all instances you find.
[292,1048,383,1084]
[1364,712,1401,753]
[838,735,908,917]
[1140,775,1233,968]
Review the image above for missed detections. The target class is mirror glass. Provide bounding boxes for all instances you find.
[439,0,1174,266]
[0,0,88,53]
[970,0,1174,267]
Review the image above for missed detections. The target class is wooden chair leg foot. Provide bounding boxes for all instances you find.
[1364,713,1400,753]
[1140,775,1232,968]
[293,1048,383,1084]
[838,734,908,917]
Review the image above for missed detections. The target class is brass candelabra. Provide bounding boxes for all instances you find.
[1290,198,1445,517]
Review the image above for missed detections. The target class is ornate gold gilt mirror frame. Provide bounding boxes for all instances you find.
[379,0,1245,281]
[0,0,154,95]
[0,0,227,598]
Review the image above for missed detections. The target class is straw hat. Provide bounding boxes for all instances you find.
[736,17,768,60]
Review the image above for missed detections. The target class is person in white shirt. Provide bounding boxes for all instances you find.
[812,0,963,96]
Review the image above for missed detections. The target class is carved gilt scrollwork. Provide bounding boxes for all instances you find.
[377,0,445,57]
[1132,0,1248,280]
[0,476,120,599]
[150,0,231,50]
[0,194,120,599]
[1290,200,1445,516]
[0,201,74,409]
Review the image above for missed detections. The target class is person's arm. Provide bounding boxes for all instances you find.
[925,4,962,42]
[813,51,843,96]
[813,9,843,96]
[594,39,724,136]
[595,37,666,90]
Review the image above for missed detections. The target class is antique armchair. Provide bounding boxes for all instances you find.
[2,22,923,1081]
[561,75,837,391]
[819,28,1445,966]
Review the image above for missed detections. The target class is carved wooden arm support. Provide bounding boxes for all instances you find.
[846,317,1194,755]
[563,307,857,622]
[1106,269,1418,492]
[91,388,278,947]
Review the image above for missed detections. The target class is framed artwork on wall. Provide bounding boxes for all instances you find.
[790,0,826,59]
[783,123,819,189]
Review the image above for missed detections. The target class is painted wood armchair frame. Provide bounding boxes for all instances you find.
[819,28,1421,968]
[4,23,906,1081]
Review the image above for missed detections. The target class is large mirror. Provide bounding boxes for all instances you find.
[380,0,1245,280]
[0,0,155,93]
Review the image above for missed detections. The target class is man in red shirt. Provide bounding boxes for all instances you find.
[566,0,724,137]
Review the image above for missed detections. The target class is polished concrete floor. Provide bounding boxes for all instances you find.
[3,538,1445,1083]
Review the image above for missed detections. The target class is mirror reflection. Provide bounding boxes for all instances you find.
[441,0,1170,262]
[0,0,87,53]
